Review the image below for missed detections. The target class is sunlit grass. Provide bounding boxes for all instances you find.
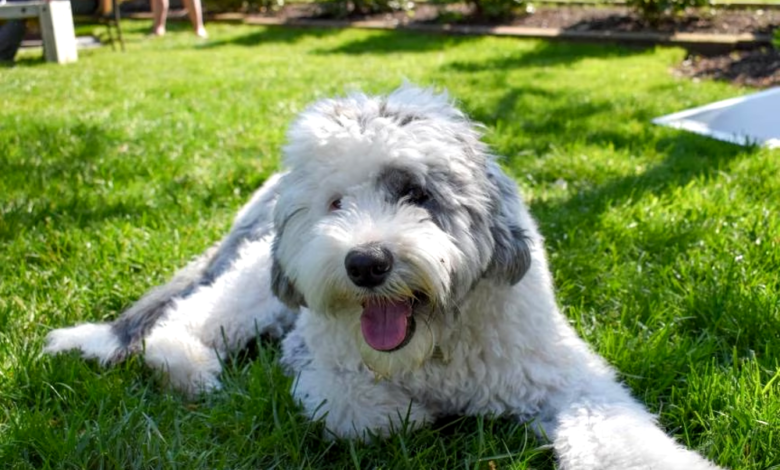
[1,21,778,469]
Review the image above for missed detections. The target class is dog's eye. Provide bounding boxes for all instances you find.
[329,198,342,212]
[403,186,429,206]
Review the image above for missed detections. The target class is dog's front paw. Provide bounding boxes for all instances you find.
[166,366,223,397]
[43,323,122,365]
[142,323,224,397]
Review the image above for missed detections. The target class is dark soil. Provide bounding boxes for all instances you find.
[675,48,780,87]
[265,2,780,36]
[430,4,779,35]
[518,6,778,35]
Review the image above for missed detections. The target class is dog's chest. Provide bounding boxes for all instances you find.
[398,299,556,417]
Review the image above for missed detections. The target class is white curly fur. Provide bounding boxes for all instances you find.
[44,85,722,470]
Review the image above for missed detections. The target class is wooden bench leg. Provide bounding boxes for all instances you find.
[39,0,77,64]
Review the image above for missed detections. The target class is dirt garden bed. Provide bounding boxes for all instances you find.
[121,0,780,87]
[263,3,778,36]
[673,47,779,87]
[244,2,780,87]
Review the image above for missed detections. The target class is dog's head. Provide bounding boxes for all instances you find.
[271,85,531,376]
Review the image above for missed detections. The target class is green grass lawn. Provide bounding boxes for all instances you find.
[1,22,779,469]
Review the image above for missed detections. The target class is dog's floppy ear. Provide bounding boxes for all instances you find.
[271,243,307,309]
[484,162,532,285]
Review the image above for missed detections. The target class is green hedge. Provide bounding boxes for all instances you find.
[315,0,415,17]
[467,0,524,20]
[626,0,710,24]
[202,0,284,13]
[428,0,525,21]
[200,0,521,19]
[202,0,719,22]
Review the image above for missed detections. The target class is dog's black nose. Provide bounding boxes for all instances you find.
[345,244,394,288]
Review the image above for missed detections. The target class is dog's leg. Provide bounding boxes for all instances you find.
[44,174,291,388]
[138,236,295,394]
[540,374,722,470]
[43,244,220,365]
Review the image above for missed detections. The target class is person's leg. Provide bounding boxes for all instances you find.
[0,20,27,62]
[150,0,169,36]
[181,0,207,37]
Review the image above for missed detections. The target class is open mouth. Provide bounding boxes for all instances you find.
[360,294,425,352]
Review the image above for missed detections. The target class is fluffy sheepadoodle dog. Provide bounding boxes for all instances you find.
[45,85,722,469]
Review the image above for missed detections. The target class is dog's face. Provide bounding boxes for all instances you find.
[271,86,531,377]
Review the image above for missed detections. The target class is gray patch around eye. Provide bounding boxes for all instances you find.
[376,167,423,202]
[376,167,453,234]
[375,166,487,238]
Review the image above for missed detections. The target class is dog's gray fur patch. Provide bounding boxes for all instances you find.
[111,176,282,351]
[484,162,532,285]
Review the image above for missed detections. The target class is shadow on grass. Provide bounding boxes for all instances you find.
[119,19,204,35]
[448,39,651,71]
[1,123,112,195]
[432,42,751,219]
[434,41,661,154]
[312,29,478,54]
[530,133,754,233]
[6,53,47,68]
[1,130,276,244]
[0,124,147,241]
[311,26,653,58]
[198,25,342,49]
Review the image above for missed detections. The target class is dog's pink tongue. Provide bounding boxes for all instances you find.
[360,299,412,351]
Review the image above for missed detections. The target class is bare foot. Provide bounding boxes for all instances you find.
[195,27,208,38]
[151,26,166,36]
